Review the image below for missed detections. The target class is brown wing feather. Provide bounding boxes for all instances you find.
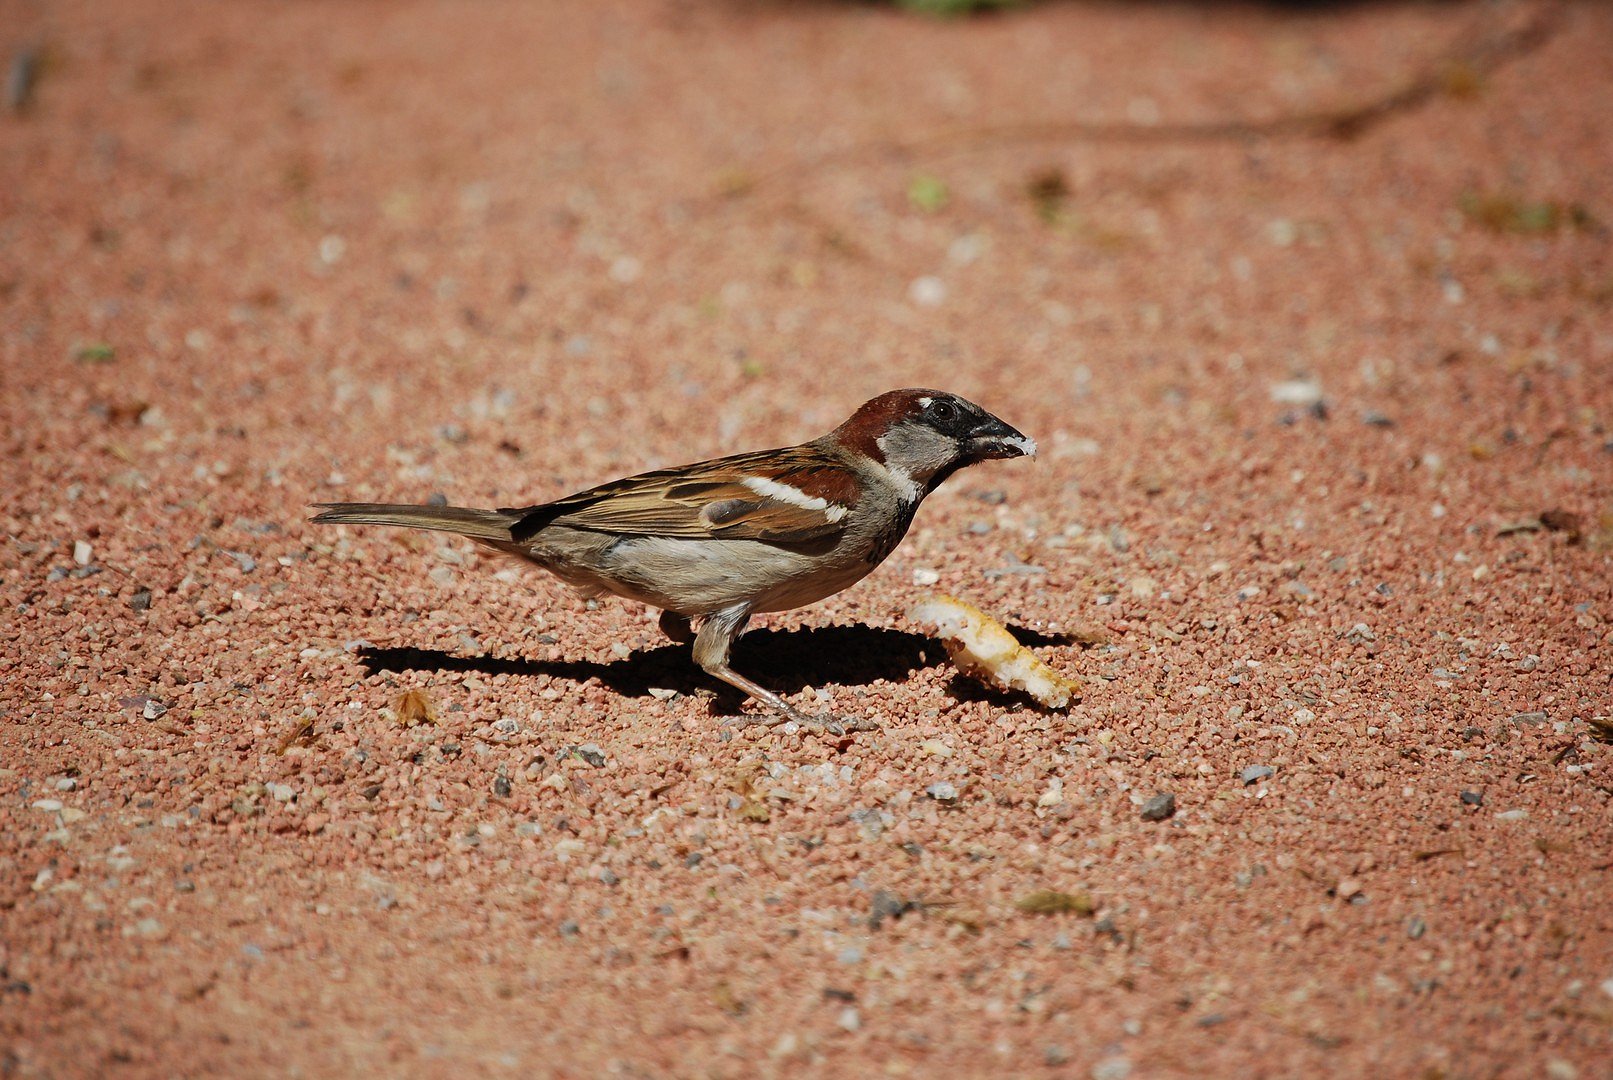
[504,446,859,544]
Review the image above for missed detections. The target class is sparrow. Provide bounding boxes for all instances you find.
[312,388,1035,729]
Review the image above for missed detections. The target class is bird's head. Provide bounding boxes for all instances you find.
[828,388,1035,498]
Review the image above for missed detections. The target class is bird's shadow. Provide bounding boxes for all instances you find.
[356,622,1081,710]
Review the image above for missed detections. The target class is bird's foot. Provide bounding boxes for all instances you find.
[724,709,879,735]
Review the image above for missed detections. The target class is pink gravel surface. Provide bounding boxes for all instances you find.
[4,0,1612,1075]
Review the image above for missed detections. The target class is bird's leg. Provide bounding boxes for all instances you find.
[691,604,876,733]
[692,604,806,722]
[658,610,694,644]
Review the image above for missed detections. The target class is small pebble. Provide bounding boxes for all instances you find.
[73,540,92,566]
[1269,379,1323,407]
[1091,1055,1132,1080]
[924,781,958,802]
[908,276,946,308]
[142,700,168,720]
[836,1006,861,1033]
[1139,792,1176,822]
[1460,790,1484,807]
[1239,765,1274,785]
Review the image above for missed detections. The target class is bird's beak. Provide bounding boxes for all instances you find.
[967,414,1037,460]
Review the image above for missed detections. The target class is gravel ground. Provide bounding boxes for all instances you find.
[4,0,1611,1076]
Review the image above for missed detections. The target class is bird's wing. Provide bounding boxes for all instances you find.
[503,446,862,544]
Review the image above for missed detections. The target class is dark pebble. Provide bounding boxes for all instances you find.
[567,744,606,768]
[493,775,512,798]
[1460,790,1483,807]
[1140,792,1176,821]
[869,889,913,929]
[129,588,152,612]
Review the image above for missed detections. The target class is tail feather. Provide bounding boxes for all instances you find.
[310,503,519,542]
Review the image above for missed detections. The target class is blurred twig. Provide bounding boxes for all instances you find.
[714,0,1564,202]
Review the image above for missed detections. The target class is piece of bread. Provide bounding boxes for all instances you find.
[908,595,1080,709]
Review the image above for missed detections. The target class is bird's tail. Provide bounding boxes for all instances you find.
[309,503,520,542]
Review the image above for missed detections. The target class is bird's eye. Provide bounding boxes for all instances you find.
[927,399,957,423]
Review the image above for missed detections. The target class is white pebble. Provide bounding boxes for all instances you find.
[608,256,642,283]
[73,540,93,566]
[911,567,940,586]
[908,276,946,307]
[1092,1055,1133,1080]
[1269,379,1323,407]
[836,1007,861,1032]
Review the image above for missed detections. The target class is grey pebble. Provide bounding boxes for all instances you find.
[7,45,40,113]
[1407,916,1427,940]
[223,550,257,573]
[1507,711,1549,727]
[492,775,512,799]
[869,889,912,929]
[1239,764,1274,785]
[1139,792,1176,821]
[924,781,958,802]
[576,744,606,768]
[1459,790,1483,807]
[129,589,152,612]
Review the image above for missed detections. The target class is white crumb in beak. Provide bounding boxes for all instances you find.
[909,595,1078,709]
[1007,435,1037,459]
